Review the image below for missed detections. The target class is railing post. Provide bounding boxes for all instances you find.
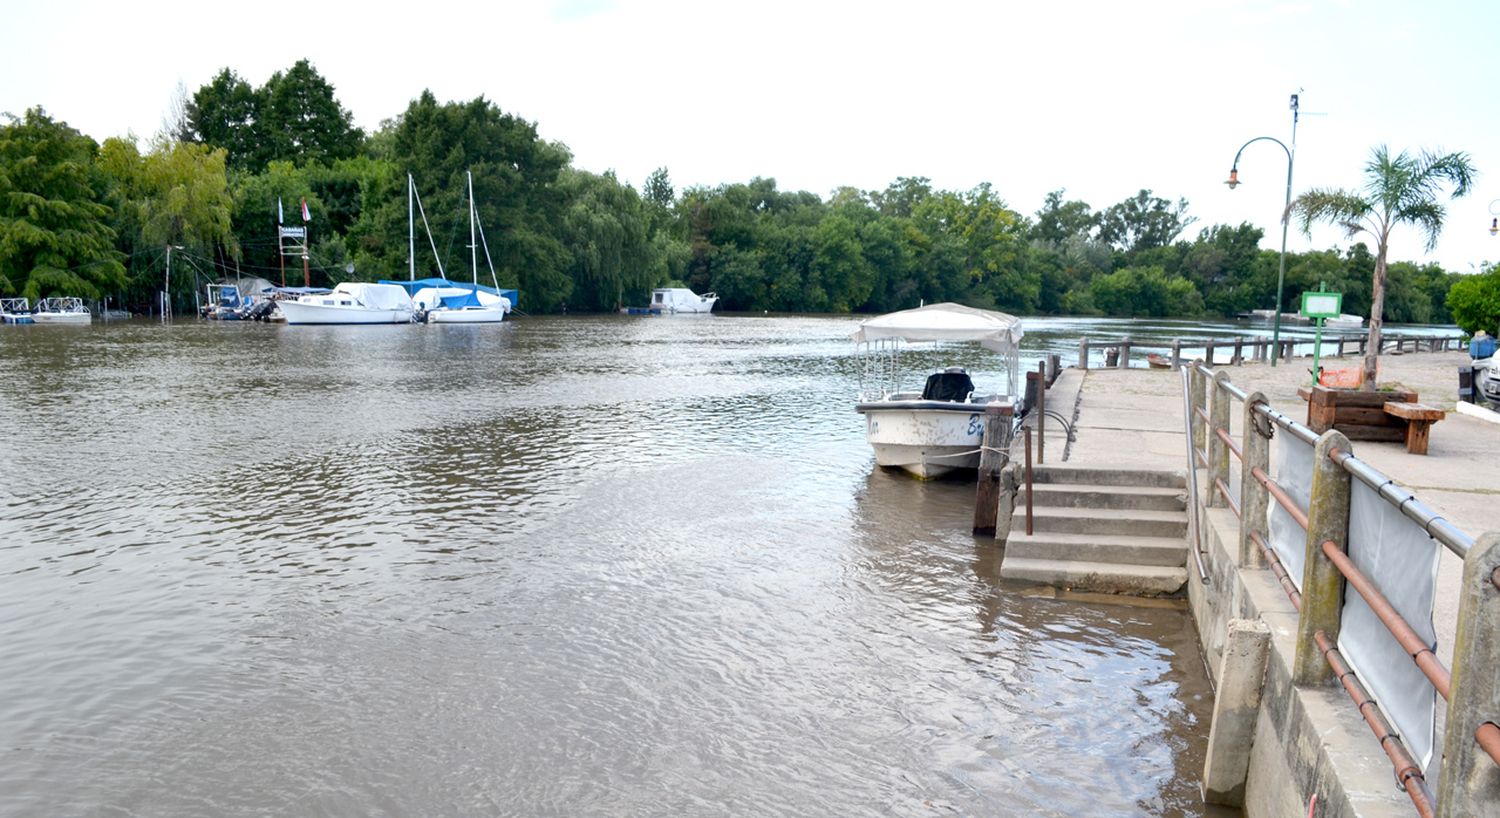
[1205,338,1216,367]
[1036,361,1047,465]
[1119,337,1133,369]
[1436,532,1500,818]
[1293,430,1353,686]
[1206,371,1233,509]
[1239,392,1271,569]
[1190,361,1207,461]
[1233,337,1244,365]
[1337,336,1346,357]
[1171,339,1182,370]
[1079,336,1090,370]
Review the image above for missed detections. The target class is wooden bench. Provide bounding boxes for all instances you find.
[1382,401,1446,455]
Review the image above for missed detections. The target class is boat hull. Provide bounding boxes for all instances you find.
[278,300,412,325]
[856,399,1008,479]
[427,307,506,324]
[30,312,90,325]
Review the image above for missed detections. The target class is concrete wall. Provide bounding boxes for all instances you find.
[1188,502,1413,817]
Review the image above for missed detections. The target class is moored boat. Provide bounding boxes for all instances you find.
[626,287,717,315]
[31,297,91,325]
[852,302,1022,479]
[276,282,415,325]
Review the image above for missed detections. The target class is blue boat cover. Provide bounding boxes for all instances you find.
[378,278,519,306]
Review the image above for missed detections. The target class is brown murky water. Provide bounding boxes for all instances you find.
[0,315,1232,816]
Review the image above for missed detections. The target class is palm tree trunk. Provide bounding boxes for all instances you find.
[1362,242,1389,390]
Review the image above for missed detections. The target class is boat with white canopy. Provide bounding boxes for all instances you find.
[31,297,91,325]
[851,302,1023,479]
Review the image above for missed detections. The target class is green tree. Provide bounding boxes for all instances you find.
[185,69,261,170]
[0,108,126,299]
[1031,189,1097,245]
[1447,262,1500,336]
[1293,145,1475,387]
[258,59,363,167]
[1097,189,1195,257]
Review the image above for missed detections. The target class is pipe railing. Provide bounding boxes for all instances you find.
[1077,333,1462,370]
[1183,359,1499,817]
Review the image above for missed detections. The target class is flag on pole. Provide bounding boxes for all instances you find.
[277,197,284,224]
[301,198,311,222]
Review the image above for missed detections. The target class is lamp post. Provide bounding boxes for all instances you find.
[1489,199,1500,235]
[1225,93,1301,366]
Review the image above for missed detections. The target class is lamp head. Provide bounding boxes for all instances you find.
[1491,217,1498,236]
[1224,168,1240,190]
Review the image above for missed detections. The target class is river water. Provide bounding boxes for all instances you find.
[0,311,1378,817]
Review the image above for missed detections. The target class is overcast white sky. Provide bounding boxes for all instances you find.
[4,0,1497,274]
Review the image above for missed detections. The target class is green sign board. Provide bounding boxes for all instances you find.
[1300,289,1342,319]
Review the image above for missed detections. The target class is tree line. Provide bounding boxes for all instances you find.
[0,59,1486,324]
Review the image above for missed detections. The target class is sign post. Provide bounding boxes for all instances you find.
[1300,284,1343,387]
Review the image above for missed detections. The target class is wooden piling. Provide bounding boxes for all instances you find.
[1118,337,1133,369]
[1171,339,1183,370]
[972,405,1012,536]
[1078,337,1090,370]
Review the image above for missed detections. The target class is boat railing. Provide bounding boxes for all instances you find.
[1185,359,1499,817]
[0,297,30,313]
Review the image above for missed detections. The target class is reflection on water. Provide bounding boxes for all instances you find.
[1,315,1231,816]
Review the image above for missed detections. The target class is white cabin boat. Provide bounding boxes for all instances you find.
[276,282,415,325]
[650,287,717,314]
[31,297,91,325]
[1323,313,1364,330]
[852,303,1023,479]
[1,297,34,324]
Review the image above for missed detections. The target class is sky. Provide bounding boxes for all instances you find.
[4,0,1498,275]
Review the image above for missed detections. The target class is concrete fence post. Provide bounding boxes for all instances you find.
[1205,338,1217,367]
[1190,362,1207,465]
[1436,532,1500,818]
[1233,337,1244,365]
[1079,337,1090,370]
[1202,618,1273,806]
[1207,370,1233,509]
[1293,430,1352,686]
[1171,339,1182,370]
[1119,337,1133,369]
[1238,392,1271,569]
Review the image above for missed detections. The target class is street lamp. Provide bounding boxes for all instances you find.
[1489,199,1499,235]
[1225,93,1301,366]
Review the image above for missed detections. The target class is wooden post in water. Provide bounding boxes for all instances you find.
[1078,337,1090,370]
[972,405,1012,536]
[1170,339,1182,370]
[1118,337,1133,368]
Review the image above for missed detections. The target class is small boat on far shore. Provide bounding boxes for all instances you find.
[623,287,718,315]
[31,297,91,325]
[1146,353,1172,369]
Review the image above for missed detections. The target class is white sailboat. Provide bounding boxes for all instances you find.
[275,282,416,325]
[852,303,1023,479]
[383,171,513,324]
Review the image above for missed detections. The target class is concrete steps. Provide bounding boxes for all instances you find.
[1001,466,1189,597]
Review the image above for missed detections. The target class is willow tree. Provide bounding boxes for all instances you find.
[1292,145,1474,389]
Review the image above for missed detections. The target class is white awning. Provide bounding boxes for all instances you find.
[850,302,1023,352]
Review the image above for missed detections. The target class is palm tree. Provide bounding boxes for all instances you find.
[1293,145,1475,389]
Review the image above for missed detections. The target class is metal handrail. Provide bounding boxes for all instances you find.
[1251,465,1309,530]
[1328,447,1473,559]
[1250,530,1303,610]
[1215,478,1241,519]
[1214,427,1243,462]
[1315,629,1436,818]
[1320,539,1451,700]
[1179,365,1209,584]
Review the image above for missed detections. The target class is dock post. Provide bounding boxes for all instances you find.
[1118,337,1133,369]
[1436,532,1500,818]
[1239,393,1271,568]
[1170,339,1182,370]
[1078,337,1090,370]
[1337,336,1346,357]
[1047,354,1061,384]
[1201,618,1273,807]
[1293,430,1352,687]
[972,405,1012,536]
[1205,338,1216,367]
[1233,337,1244,365]
[1206,371,1233,509]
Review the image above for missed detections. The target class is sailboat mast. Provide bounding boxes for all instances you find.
[407,172,415,281]
[468,170,478,285]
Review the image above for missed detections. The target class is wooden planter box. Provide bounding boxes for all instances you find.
[1297,384,1419,442]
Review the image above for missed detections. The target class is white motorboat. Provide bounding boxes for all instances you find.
[649,287,717,314]
[852,303,1023,479]
[1323,313,1365,330]
[1,297,34,324]
[30,297,91,325]
[276,282,415,325]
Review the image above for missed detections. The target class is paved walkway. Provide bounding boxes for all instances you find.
[1050,350,1500,668]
